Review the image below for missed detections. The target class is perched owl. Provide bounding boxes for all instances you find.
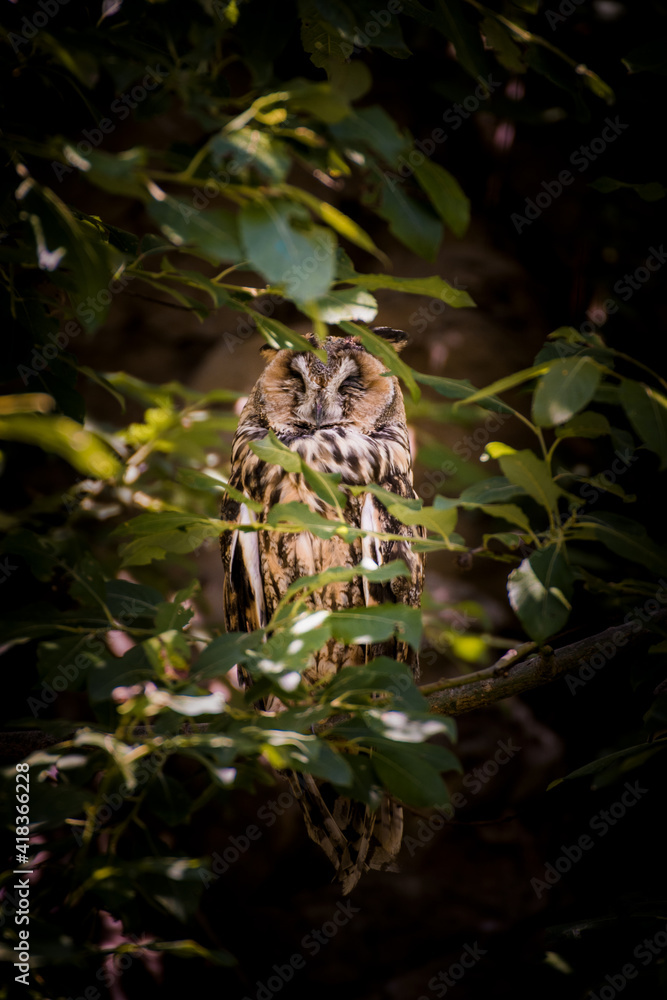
[220,328,424,892]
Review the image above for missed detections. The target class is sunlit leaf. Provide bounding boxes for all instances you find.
[508,544,574,643]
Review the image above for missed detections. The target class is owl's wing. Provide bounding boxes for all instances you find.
[358,472,425,674]
[220,495,266,635]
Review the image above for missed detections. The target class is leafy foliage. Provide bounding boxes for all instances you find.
[1,0,666,995]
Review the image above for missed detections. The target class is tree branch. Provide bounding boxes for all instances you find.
[2,611,666,762]
[428,609,667,716]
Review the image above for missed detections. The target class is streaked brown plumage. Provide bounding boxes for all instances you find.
[220,328,424,892]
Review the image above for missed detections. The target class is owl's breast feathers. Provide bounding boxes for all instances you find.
[221,421,424,686]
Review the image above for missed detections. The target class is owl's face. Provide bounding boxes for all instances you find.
[256,332,407,437]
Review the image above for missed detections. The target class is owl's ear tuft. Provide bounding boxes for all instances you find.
[259,344,279,362]
[372,327,410,352]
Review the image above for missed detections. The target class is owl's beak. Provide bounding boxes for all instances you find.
[315,399,324,428]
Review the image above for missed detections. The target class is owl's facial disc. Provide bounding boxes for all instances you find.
[290,354,367,429]
[259,339,398,437]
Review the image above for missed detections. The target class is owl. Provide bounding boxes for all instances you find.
[220,327,425,892]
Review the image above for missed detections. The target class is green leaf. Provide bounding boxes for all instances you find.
[338,321,420,402]
[210,127,291,182]
[365,708,453,743]
[329,751,383,806]
[532,356,602,427]
[0,414,120,479]
[568,513,667,575]
[284,186,388,264]
[22,780,93,832]
[154,265,246,309]
[320,657,426,711]
[554,741,666,785]
[367,485,458,539]
[147,195,241,262]
[193,631,263,681]
[253,315,326,358]
[88,646,153,703]
[327,603,422,650]
[469,503,532,532]
[620,379,667,469]
[239,199,336,303]
[176,467,226,494]
[249,429,344,508]
[572,474,634,502]
[454,360,559,409]
[371,741,453,808]
[458,478,527,503]
[489,446,565,513]
[376,173,442,261]
[413,158,470,237]
[146,689,227,717]
[116,514,222,567]
[433,0,490,83]
[508,544,574,643]
[429,492,530,530]
[277,560,411,610]
[283,79,351,123]
[589,177,667,202]
[3,529,59,581]
[246,431,300,473]
[480,16,526,73]
[291,739,353,785]
[300,287,378,324]
[104,580,163,626]
[555,411,611,439]
[145,773,193,825]
[64,146,148,199]
[266,502,349,539]
[154,581,197,633]
[622,39,667,75]
[340,272,475,309]
[413,374,511,416]
[16,177,119,329]
[330,105,407,165]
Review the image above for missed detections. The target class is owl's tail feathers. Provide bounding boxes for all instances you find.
[287,772,404,895]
